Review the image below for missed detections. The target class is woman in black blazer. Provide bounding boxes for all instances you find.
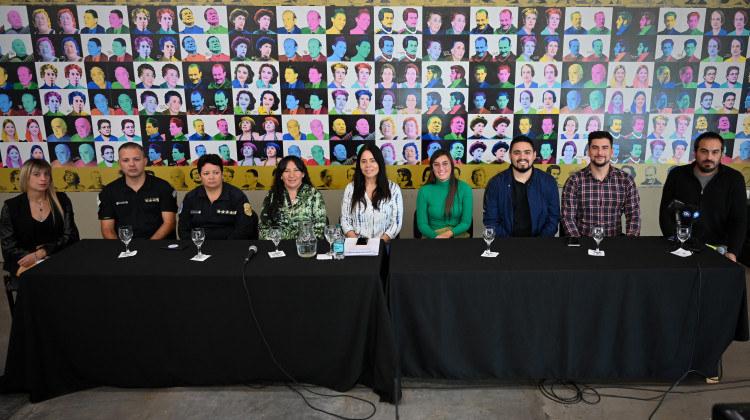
[1,159,79,276]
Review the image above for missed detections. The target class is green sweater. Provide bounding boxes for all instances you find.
[416,179,473,238]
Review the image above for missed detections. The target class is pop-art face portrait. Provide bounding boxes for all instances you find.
[0,5,745,195]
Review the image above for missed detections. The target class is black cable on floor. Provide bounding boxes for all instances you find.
[285,383,376,420]
[241,263,376,420]
[539,377,750,407]
[394,377,399,420]
[538,379,600,405]
[590,381,750,398]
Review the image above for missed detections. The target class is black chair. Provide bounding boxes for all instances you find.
[4,273,15,317]
[413,210,473,238]
[249,210,260,240]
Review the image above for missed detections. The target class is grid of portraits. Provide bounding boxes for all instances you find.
[0,5,749,191]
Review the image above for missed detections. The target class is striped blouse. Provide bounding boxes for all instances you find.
[340,181,403,240]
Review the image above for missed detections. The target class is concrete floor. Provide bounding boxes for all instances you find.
[1,269,749,420]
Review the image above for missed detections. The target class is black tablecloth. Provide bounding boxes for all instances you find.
[389,237,749,380]
[2,239,399,403]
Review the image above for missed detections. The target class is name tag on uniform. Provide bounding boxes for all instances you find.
[144,197,160,203]
[115,201,128,205]
[217,209,237,215]
[191,210,202,214]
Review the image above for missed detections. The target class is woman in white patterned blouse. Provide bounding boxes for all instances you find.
[340,143,403,243]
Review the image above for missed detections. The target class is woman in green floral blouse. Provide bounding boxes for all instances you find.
[259,156,327,240]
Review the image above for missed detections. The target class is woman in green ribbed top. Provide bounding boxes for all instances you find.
[416,149,473,238]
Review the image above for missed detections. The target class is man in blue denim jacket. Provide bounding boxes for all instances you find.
[483,136,560,237]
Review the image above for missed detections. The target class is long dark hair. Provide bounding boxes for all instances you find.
[261,156,312,223]
[426,149,458,219]
[349,143,391,213]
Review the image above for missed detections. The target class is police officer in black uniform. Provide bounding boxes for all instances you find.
[99,143,178,240]
[178,154,258,240]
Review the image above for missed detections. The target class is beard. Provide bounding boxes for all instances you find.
[697,159,718,173]
[511,161,532,173]
[591,157,609,167]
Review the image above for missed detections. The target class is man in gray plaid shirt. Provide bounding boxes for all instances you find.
[561,131,641,237]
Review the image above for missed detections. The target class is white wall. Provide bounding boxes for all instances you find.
[0,185,665,244]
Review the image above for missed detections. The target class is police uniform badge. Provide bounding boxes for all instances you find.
[243,203,252,216]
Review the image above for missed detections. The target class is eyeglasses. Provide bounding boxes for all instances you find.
[432,161,451,168]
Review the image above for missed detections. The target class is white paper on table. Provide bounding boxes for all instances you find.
[317,253,333,260]
[268,251,286,258]
[118,250,138,258]
[190,254,211,261]
[671,248,693,257]
[344,238,380,256]
[481,251,499,258]
[588,249,605,257]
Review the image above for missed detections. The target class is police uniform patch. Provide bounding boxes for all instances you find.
[244,203,252,216]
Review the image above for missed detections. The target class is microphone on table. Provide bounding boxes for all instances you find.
[667,199,702,250]
[243,245,258,265]
[668,199,700,231]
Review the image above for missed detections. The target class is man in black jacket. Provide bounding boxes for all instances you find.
[99,143,178,240]
[659,132,747,262]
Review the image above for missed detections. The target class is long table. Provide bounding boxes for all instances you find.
[2,239,399,403]
[388,237,749,380]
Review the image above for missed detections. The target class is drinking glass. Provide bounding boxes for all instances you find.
[269,226,282,253]
[592,225,604,254]
[191,228,205,257]
[118,225,133,254]
[324,225,337,256]
[676,225,691,250]
[482,226,495,255]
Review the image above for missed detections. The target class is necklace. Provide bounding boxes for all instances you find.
[30,199,45,211]
[30,198,48,222]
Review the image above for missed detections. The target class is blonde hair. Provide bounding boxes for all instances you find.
[2,119,18,142]
[609,65,626,88]
[131,8,150,22]
[32,9,51,29]
[330,62,348,74]
[238,116,255,130]
[39,64,58,79]
[379,117,395,133]
[19,159,63,223]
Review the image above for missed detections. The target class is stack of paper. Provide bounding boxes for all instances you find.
[343,238,380,256]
